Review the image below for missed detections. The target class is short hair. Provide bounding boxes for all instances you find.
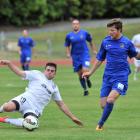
[45,62,57,72]
[107,18,123,32]
[72,19,80,23]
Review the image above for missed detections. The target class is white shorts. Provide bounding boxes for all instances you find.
[11,94,41,118]
[134,58,140,67]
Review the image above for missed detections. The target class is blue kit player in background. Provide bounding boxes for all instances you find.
[18,29,35,70]
[64,19,97,96]
[83,18,140,130]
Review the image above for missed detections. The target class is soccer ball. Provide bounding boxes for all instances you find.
[23,115,39,131]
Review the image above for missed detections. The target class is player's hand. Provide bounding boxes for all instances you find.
[0,60,10,65]
[82,71,91,78]
[66,53,71,58]
[72,117,83,126]
[18,50,21,55]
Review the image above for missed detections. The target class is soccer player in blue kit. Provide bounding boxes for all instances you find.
[83,18,140,130]
[18,29,35,70]
[64,19,97,96]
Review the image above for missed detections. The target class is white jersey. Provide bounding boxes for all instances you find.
[12,70,62,116]
[132,34,140,63]
[132,34,140,46]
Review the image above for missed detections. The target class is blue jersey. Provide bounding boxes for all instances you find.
[97,35,137,77]
[18,36,35,53]
[64,29,92,55]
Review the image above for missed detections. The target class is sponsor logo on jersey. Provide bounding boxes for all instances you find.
[80,34,83,39]
[120,43,124,48]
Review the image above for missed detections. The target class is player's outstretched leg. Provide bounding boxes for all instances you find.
[96,102,114,131]
[0,116,24,127]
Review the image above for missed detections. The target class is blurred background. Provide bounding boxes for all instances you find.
[0,0,140,60]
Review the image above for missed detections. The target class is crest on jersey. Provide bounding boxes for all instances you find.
[120,43,124,48]
[70,36,74,40]
[80,34,83,39]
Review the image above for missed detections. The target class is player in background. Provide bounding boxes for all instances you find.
[18,29,35,70]
[0,60,83,130]
[64,19,97,96]
[131,34,140,80]
[83,18,140,130]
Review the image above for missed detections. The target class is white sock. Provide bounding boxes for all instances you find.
[5,118,24,127]
[134,71,138,79]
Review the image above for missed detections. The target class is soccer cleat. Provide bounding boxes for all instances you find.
[0,116,8,123]
[87,79,92,88]
[84,90,89,96]
[96,125,103,131]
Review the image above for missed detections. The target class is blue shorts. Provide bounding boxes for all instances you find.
[72,54,90,72]
[20,52,32,63]
[100,75,128,97]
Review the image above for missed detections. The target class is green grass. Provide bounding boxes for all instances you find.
[0,64,140,140]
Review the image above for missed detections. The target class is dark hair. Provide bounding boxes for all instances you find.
[107,18,123,32]
[45,62,57,72]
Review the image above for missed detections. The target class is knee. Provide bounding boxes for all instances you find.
[3,102,16,112]
[107,97,115,103]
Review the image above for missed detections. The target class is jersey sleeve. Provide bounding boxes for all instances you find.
[128,41,138,58]
[96,41,106,61]
[24,70,40,80]
[18,38,21,47]
[52,86,62,101]
[64,34,71,47]
[30,38,35,47]
[85,31,92,42]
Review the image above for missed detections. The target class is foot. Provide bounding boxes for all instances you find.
[84,90,89,96]
[0,116,8,123]
[96,125,103,131]
[87,79,92,88]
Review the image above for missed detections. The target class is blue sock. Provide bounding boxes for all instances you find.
[98,102,114,127]
[79,78,87,91]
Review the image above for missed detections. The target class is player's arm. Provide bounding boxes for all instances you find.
[86,31,97,55]
[0,60,25,77]
[66,46,71,58]
[64,34,71,58]
[55,100,83,126]
[18,47,21,55]
[82,59,103,77]
[89,41,97,55]
[17,39,21,55]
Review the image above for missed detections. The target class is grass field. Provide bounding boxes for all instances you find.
[0,64,140,140]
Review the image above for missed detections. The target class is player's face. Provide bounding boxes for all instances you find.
[23,30,28,37]
[107,26,121,39]
[72,20,80,32]
[44,66,56,80]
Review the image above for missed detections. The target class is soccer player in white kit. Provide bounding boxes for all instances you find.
[0,60,83,129]
[132,34,140,80]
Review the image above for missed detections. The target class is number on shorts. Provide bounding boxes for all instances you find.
[20,97,26,104]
